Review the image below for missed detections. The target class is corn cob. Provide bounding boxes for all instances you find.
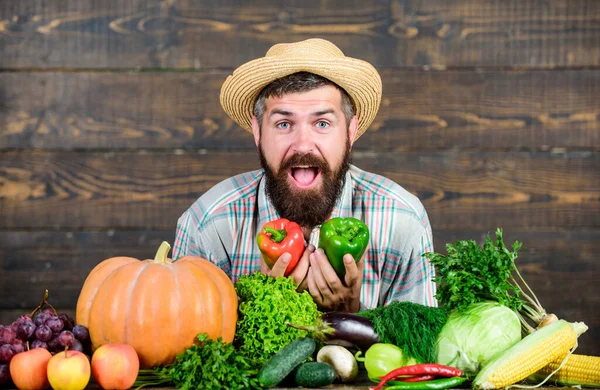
[529,354,600,388]
[473,319,588,389]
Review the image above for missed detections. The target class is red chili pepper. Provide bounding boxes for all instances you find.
[395,374,437,382]
[371,364,462,390]
[256,218,304,276]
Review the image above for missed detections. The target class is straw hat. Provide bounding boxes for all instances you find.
[219,38,382,140]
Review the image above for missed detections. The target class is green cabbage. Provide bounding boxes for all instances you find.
[435,301,522,375]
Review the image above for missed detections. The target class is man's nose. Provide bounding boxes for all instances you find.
[291,124,315,153]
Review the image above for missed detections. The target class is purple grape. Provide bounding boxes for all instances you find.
[72,325,90,343]
[30,340,48,350]
[0,363,10,385]
[43,308,56,316]
[17,314,32,323]
[16,321,36,340]
[9,321,19,333]
[69,339,84,353]
[12,339,25,353]
[57,330,75,347]
[0,327,16,345]
[33,312,50,327]
[58,314,75,331]
[35,325,53,342]
[0,345,15,363]
[47,337,61,352]
[46,317,64,333]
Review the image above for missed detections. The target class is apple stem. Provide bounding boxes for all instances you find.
[64,346,69,357]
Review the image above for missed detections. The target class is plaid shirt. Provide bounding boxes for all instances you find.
[173,164,437,309]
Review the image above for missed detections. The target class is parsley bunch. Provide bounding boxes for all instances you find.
[134,333,262,390]
[424,228,547,333]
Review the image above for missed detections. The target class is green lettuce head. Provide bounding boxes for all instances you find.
[435,301,522,375]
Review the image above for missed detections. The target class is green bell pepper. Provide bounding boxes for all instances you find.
[318,217,369,279]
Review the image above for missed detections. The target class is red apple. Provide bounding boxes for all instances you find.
[91,344,139,390]
[47,349,90,390]
[9,347,52,390]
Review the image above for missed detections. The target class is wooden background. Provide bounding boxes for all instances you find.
[1,1,598,354]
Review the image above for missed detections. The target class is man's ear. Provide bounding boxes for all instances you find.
[348,115,359,146]
[251,115,260,147]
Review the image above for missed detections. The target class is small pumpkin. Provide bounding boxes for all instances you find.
[76,241,238,368]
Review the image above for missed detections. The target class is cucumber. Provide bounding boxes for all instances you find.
[295,362,336,388]
[257,337,316,388]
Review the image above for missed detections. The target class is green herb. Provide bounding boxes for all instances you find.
[133,333,261,390]
[358,301,448,363]
[423,228,547,333]
[234,271,322,364]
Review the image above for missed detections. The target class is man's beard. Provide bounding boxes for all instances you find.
[259,139,352,229]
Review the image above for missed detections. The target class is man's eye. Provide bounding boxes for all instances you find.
[276,122,291,129]
[316,121,329,129]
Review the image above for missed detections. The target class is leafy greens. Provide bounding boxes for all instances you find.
[359,301,448,364]
[234,271,322,364]
[133,333,262,390]
[424,228,547,333]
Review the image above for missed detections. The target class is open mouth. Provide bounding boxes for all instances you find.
[289,166,321,189]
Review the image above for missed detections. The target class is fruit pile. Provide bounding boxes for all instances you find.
[0,290,92,387]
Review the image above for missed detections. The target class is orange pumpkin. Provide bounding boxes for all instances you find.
[75,241,238,368]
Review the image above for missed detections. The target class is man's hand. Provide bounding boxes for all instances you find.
[306,248,364,312]
[260,245,314,288]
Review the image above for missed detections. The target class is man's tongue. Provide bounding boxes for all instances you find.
[292,167,317,185]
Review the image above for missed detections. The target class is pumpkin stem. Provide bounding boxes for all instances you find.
[154,241,172,265]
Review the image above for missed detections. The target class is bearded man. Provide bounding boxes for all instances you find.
[173,38,436,312]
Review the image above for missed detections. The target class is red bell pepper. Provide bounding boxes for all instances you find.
[256,218,305,276]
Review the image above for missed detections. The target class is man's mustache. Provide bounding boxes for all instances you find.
[280,153,329,171]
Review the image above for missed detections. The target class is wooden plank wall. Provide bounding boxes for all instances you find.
[1,1,599,354]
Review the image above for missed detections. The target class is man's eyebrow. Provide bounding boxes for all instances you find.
[269,109,294,117]
[268,108,337,117]
[312,109,336,117]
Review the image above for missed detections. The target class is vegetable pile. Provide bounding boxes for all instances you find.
[7,226,599,390]
[424,228,598,388]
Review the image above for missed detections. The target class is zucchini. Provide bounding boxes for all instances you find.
[295,362,336,388]
[257,337,316,388]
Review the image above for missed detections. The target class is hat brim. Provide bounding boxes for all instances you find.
[220,56,382,140]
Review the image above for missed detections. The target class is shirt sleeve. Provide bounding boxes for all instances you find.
[382,211,438,307]
[173,208,233,277]
[172,209,201,259]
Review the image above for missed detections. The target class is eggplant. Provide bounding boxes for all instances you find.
[286,311,380,351]
[321,312,380,351]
